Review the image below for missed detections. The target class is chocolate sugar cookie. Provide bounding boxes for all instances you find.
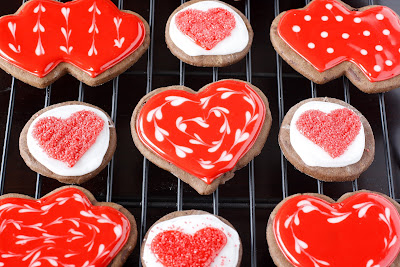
[271,0,400,93]
[166,0,253,67]
[20,101,116,184]
[279,97,374,182]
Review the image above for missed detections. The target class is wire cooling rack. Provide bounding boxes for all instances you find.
[0,0,400,266]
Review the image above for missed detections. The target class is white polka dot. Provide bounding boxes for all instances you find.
[342,33,350,39]
[336,16,343,22]
[374,65,382,72]
[376,14,384,20]
[321,16,329,21]
[304,15,312,21]
[363,30,370,36]
[386,60,393,66]
[327,48,334,53]
[360,49,368,55]
[308,43,315,49]
[399,48,400,53]
[375,45,383,51]
[326,3,333,10]
[292,25,301,32]
[354,17,361,23]
[321,31,328,38]
[383,29,390,35]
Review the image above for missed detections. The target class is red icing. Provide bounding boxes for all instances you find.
[278,0,400,82]
[0,188,130,267]
[33,110,104,167]
[274,193,400,267]
[136,80,266,184]
[151,227,227,267]
[0,0,146,78]
[175,8,236,50]
[296,108,361,158]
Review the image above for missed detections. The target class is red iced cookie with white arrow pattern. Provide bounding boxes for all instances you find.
[0,0,149,88]
[131,79,271,195]
[0,186,137,267]
[267,191,400,267]
[271,0,400,93]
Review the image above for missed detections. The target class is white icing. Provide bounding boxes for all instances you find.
[142,214,241,267]
[27,105,111,176]
[289,101,365,167]
[169,1,249,56]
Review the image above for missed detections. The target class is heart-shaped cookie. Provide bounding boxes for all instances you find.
[151,228,227,266]
[279,97,374,182]
[131,79,271,195]
[267,191,400,267]
[141,210,242,267]
[20,101,117,184]
[0,186,137,267]
[0,0,149,88]
[271,0,400,93]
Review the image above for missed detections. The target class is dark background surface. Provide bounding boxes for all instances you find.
[1,0,400,266]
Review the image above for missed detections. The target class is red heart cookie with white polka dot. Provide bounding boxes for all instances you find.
[271,0,400,93]
[131,80,271,195]
[0,186,137,267]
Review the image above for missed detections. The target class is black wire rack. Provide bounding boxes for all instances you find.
[0,0,400,266]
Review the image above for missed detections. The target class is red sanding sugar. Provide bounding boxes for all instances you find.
[33,110,104,167]
[151,227,227,267]
[296,108,361,158]
[175,8,236,50]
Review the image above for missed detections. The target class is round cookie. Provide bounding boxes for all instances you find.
[141,210,242,267]
[0,185,137,267]
[279,97,374,182]
[19,101,117,184]
[0,0,150,88]
[270,0,400,94]
[165,0,253,67]
[266,190,400,267]
[131,79,272,195]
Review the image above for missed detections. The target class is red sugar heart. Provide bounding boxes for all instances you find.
[296,108,361,158]
[274,193,400,267]
[175,7,236,50]
[33,110,104,167]
[151,227,227,267]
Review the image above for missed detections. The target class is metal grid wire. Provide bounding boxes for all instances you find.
[0,0,398,266]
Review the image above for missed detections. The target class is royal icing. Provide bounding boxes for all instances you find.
[136,80,266,184]
[142,214,241,267]
[27,104,111,176]
[273,193,400,267]
[0,0,146,78]
[169,1,249,56]
[290,101,365,167]
[0,187,131,267]
[278,0,400,82]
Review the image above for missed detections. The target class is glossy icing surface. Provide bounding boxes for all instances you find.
[27,105,111,177]
[136,80,266,184]
[142,214,241,267]
[0,0,146,78]
[290,101,365,167]
[278,0,400,82]
[0,188,131,267]
[273,193,400,267]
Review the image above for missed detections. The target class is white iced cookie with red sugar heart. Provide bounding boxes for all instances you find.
[141,210,242,267]
[19,101,117,184]
[165,0,253,67]
[279,97,375,182]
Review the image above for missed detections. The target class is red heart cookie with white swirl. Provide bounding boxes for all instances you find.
[271,0,400,93]
[267,191,400,267]
[141,210,242,267]
[0,186,137,267]
[131,79,271,195]
[0,0,150,88]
